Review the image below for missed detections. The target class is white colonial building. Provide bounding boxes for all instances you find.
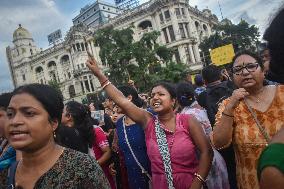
[6,0,218,102]
[6,24,102,102]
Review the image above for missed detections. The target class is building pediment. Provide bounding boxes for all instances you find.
[64,23,91,45]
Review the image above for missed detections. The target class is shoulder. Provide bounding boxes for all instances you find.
[277,84,284,93]
[61,148,105,177]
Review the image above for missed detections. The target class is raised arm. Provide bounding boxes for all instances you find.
[86,56,151,128]
[212,88,249,149]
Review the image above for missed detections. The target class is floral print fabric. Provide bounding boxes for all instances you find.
[214,85,284,189]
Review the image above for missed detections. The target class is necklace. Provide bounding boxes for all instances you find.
[249,87,265,103]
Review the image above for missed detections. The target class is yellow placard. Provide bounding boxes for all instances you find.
[210,44,235,66]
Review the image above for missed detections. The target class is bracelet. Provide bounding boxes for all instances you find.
[100,79,109,86]
[194,173,206,185]
[222,112,234,118]
[102,81,111,90]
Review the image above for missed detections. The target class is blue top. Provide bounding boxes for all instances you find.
[0,142,16,171]
[116,116,151,189]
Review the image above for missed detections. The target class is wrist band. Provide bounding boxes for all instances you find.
[102,81,111,90]
[100,79,109,86]
[222,112,234,118]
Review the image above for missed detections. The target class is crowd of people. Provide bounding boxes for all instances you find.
[0,5,284,189]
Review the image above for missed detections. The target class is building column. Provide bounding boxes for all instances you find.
[170,7,180,41]
[189,45,196,64]
[87,77,92,92]
[82,78,87,94]
[193,44,201,62]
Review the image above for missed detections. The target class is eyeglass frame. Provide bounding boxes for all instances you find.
[231,62,259,75]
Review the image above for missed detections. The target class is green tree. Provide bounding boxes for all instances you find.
[48,80,62,95]
[94,26,173,91]
[199,19,260,64]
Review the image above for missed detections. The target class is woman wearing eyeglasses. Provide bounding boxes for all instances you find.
[211,51,284,189]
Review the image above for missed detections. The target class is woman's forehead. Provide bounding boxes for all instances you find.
[151,85,168,93]
[234,54,256,65]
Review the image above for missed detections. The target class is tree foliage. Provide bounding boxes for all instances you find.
[48,80,62,95]
[199,19,260,64]
[94,26,177,91]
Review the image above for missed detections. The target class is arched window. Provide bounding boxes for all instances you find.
[138,20,153,30]
[47,61,56,68]
[69,85,76,98]
[195,21,200,30]
[60,55,70,64]
[35,66,43,73]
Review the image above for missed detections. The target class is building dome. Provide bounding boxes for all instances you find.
[13,24,33,42]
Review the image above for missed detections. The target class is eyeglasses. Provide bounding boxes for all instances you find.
[232,63,259,75]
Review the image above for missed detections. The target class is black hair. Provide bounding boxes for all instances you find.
[12,84,64,125]
[176,82,195,107]
[263,7,284,83]
[0,92,12,110]
[118,85,144,108]
[65,101,94,148]
[151,81,176,99]
[202,65,221,83]
[232,50,264,70]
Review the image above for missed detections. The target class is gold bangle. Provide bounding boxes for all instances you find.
[194,173,206,185]
[102,81,111,90]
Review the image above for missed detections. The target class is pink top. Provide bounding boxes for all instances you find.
[92,127,109,159]
[145,114,199,189]
[92,127,116,189]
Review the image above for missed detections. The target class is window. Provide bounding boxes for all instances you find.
[185,23,190,38]
[179,23,186,38]
[103,6,105,9]
[175,8,180,16]
[81,43,85,51]
[76,43,81,51]
[162,28,169,43]
[159,13,164,22]
[72,44,76,52]
[30,49,33,55]
[184,46,191,63]
[181,8,185,15]
[174,49,181,63]
[164,10,170,20]
[168,25,176,41]
[80,82,85,94]
[85,80,90,92]
[68,72,71,78]
[22,74,26,81]
[94,8,96,12]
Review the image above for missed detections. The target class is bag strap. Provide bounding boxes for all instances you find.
[122,116,152,181]
[7,161,19,188]
[244,99,270,143]
[154,116,175,189]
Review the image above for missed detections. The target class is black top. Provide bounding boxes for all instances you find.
[56,125,88,154]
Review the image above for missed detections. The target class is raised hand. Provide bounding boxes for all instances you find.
[86,55,101,77]
[226,88,249,112]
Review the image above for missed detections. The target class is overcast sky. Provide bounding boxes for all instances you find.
[0,0,282,92]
